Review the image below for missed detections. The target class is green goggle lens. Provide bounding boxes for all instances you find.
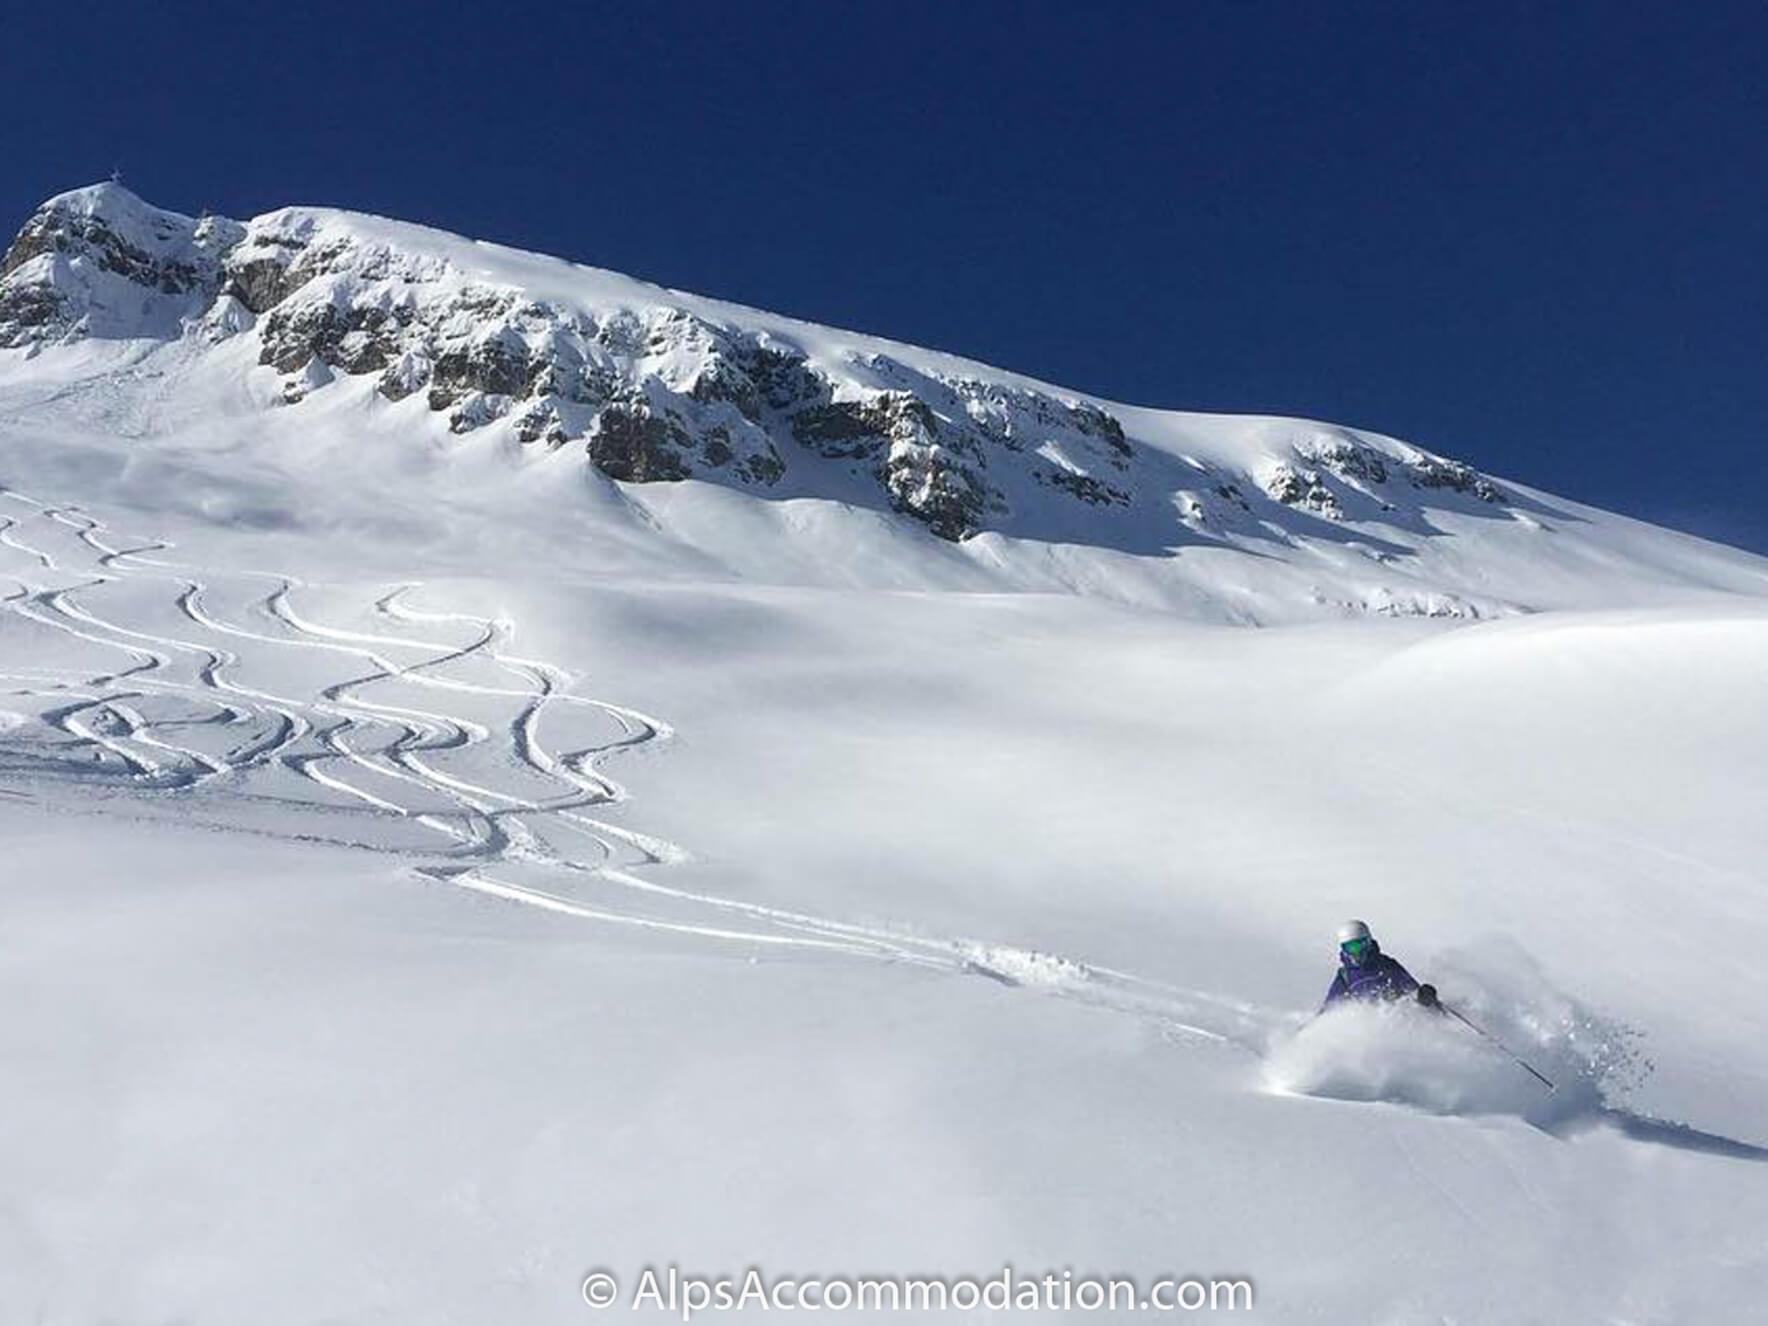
[1341,937,1373,959]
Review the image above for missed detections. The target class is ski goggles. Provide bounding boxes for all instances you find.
[1340,937,1375,961]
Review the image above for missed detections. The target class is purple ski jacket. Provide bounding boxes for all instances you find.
[1322,951,1419,1009]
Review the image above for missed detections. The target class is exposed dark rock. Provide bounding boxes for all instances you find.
[0,224,54,280]
[791,402,886,459]
[744,345,826,410]
[514,400,569,447]
[1290,433,1502,506]
[792,391,997,538]
[701,428,734,468]
[738,450,786,485]
[0,284,63,346]
[225,256,298,314]
[1068,402,1133,462]
[446,392,510,435]
[688,359,762,421]
[948,380,1131,476]
[2,208,208,293]
[427,334,535,405]
[529,354,611,408]
[1262,463,1343,519]
[791,392,938,460]
[1037,469,1131,506]
[1215,483,1250,510]
[377,351,432,402]
[594,309,644,356]
[219,235,360,316]
[259,300,412,374]
[1409,455,1502,503]
[882,446,988,541]
[586,399,693,482]
[1304,439,1389,486]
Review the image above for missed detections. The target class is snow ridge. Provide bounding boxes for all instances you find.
[0,187,1506,543]
[4,183,1768,622]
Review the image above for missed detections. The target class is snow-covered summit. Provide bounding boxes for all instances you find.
[3,183,1766,620]
[0,183,242,343]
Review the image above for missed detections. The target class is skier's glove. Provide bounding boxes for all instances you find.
[1416,984,1439,1008]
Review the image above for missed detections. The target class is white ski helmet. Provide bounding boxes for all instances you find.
[1336,919,1372,945]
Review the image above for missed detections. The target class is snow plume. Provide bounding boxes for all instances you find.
[1263,939,1649,1128]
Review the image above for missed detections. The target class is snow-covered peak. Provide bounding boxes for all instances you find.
[24,181,198,253]
[0,181,242,345]
[2,183,1766,621]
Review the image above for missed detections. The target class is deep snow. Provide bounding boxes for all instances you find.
[3,190,1768,1324]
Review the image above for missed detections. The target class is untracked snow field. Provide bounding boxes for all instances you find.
[4,360,1768,1322]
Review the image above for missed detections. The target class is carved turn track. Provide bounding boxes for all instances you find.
[0,485,1277,1049]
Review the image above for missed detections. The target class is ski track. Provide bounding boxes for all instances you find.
[0,485,1278,1051]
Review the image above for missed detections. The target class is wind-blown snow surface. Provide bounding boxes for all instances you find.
[4,191,1768,1324]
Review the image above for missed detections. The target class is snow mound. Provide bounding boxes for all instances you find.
[957,940,1094,990]
[1265,1000,1541,1116]
[1265,940,1648,1127]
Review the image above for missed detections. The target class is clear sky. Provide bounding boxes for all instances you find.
[3,2,1763,549]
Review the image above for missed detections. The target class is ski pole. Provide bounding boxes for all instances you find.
[1440,1002,1557,1093]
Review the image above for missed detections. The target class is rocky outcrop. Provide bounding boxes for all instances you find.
[1261,462,1344,520]
[0,185,239,346]
[883,446,988,540]
[0,283,63,345]
[1037,470,1131,506]
[789,392,992,536]
[0,184,1513,548]
[259,299,415,375]
[586,397,695,482]
[0,195,229,294]
[1407,454,1502,503]
[1299,435,1389,487]
[197,213,1145,541]
[1265,431,1504,517]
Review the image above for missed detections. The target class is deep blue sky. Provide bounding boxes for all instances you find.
[3,2,1764,549]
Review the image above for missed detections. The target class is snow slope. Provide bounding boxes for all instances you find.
[3,185,1768,1324]
[5,183,1767,620]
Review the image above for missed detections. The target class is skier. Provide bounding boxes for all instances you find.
[1322,920,1438,1010]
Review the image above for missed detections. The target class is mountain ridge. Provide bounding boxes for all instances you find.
[3,182,1766,622]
